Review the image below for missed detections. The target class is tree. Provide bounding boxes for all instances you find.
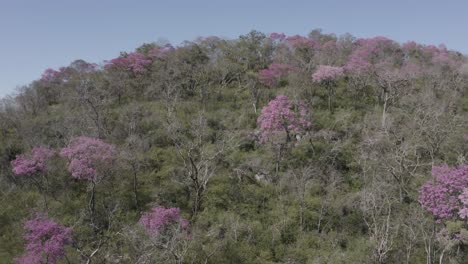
[419,165,468,220]
[11,146,55,208]
[124,207,190,264]
[258,63,295,87]
[60,137,116,228]
[167,113,233,217]
[105,52,152,74]
[257,95,310,144]
[374,63,409,128]
[312,65,344,112]
[257,95,310,177]
[140,207,189,234]
[16,213,72,264]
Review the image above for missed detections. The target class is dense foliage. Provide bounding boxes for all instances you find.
[0,29,467,263]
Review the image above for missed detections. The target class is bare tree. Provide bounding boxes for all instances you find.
[166,112,235,217]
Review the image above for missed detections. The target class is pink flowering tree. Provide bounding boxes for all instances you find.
[344,37,400,97]
[459,188,468,219]
[257,95,310,144]
[40,68,64,84]
[257,95,311,176]
[419,165,468,263]
[138,207,190,263]
[16,213,72,264]
[419,165,468,220]
[312,65,344,112]
[105,52,152,74]
[39,67,72,105]
[140,207,189,237]
[284,35,320,70]
[105,52,153,103]
[11,146,56,208]
[60,136,116,227]
[258,63,295,87]
[345,37,398,74]
[269,32,286,42]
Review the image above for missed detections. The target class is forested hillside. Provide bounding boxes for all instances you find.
[0,29,467,263]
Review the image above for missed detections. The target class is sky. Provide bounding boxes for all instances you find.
[1,0,468,97]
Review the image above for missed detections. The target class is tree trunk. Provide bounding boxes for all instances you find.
[192,186,204,218]
[89,181,96,229]
[382,90,388,128]
[131,163,139,209]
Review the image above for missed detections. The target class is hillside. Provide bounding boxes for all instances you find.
[0,30,467,263]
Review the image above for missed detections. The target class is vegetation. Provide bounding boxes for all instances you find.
[0,29,467,263]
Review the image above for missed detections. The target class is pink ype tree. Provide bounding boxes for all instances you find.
[258,63,295,87]
[419,165,468,220]
[11,146,56,208]
[419,165,468,263]
[344,37,399,99]
[138,207,190,263]
[16,214,72,264]
[257,95,310,143]
[140,207,189,236]
[257,95,310,176]
[312,65,344,112]
[105,52,152,74]
[60,136,116,227]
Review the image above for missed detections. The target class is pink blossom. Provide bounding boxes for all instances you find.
[16,214,72,264]
[60,137,116,181]
[459,188,468,219]
[139,207,189,236]
[312,65,344,83]
[40,68,62,83]
[269,32,286,41]
[11,147,55,176]
[105,52,152,74]
[285,35,319,50]
[148,44,175,59]
[419,165,468,220]
[345,36,397,75]
[258,63,295,87]
[257,95,310,143]
[40,67,74,83]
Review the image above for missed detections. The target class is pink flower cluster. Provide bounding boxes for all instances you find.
[60,137,116,181]
[148,44,175,59]
[11,147,55,176]
[41,60,96,83]
[105,52,152,74]
[459,188,468,219]
[345,36,396,74]
[258,63,295,87]
[40,67,71,83]
[257,95,310,143]
[419,165,468,220]
[269,32,286,41]
[139,207,189,236]
[40,68,62,83]
[16,214,72,264]
[285,35,319,50]
[312,65,344,83]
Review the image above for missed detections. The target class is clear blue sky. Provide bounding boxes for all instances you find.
[1,0,467,97]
